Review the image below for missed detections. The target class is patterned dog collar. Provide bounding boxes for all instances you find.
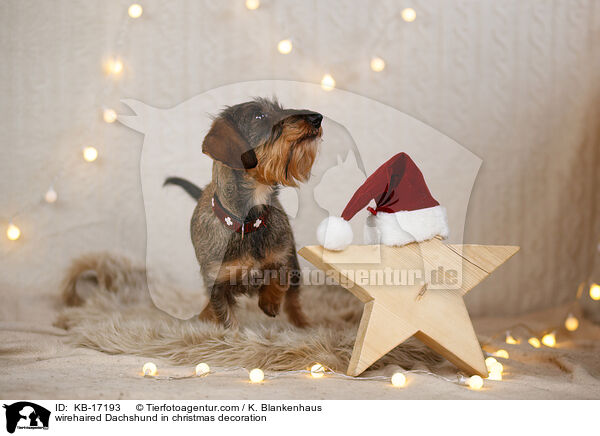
[211,194,268,237]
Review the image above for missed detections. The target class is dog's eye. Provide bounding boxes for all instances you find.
[255,113,267,120]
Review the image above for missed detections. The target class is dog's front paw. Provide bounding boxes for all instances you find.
[258,296,281,318]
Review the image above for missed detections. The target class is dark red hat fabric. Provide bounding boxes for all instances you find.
[340,152,439,221]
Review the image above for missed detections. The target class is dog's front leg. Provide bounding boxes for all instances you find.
[258,267,289,318]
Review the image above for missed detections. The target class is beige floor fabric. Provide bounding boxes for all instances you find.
[1,273,600,399]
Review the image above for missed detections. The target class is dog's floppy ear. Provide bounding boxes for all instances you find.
[202,118,258,169]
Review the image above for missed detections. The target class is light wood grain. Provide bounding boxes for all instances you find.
[298,239,519,377]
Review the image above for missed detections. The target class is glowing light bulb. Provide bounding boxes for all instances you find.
[128,4,143,18]
[565,314,579,332]
[142,362,157,376]
[494,349,509,359]
[528,337,541,348]
[249,368,264,383]
[542,332,556,347]
[485,357,497,371]
[310,363,325,378]
[321,74,336,91]
[83,146,98,162]
[490,362,503,374]
[107,59,123,75]
[486,361,504,381]
[391,372,406,387]
[277,39,292,54]
[370,57,386,72]
[6,223,21,241]
[488,370,502,381]
[245,0,260,10]
[401,8,416,22]
[103,108,117,123]
[44,187,58,203]
[195,363,210,376]
[590,283,600,301]
[468,375,483,390]
[505,332,518,344]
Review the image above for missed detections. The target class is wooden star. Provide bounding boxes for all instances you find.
[299,238,519,377]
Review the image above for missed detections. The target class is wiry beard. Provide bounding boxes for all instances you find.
[252,122,321,187]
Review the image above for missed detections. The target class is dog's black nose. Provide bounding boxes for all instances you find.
[306,113,323,128]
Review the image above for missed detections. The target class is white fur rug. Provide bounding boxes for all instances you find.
[55,253,442,372]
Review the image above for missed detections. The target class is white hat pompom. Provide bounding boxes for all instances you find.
[316,216,353,251]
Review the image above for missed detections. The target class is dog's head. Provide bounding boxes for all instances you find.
[202,98,322,187]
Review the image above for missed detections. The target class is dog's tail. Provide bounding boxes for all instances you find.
[163,177,203,200]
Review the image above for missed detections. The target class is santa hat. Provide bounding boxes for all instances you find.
[316,152,449,251]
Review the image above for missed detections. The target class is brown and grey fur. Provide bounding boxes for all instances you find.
[165,98,322,329]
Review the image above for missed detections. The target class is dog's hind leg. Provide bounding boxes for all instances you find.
[283,255,309,328]
[284,285,309,328]
[206,283,239,329]
[198,302,217,323]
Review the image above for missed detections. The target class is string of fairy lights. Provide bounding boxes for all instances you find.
[139,361,494,390]
[3,1,599,390]
[493,281,600,351]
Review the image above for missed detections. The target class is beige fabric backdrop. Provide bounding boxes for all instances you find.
[1,0,599,317]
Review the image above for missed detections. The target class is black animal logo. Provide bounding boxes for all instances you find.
[3,402,50,433]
